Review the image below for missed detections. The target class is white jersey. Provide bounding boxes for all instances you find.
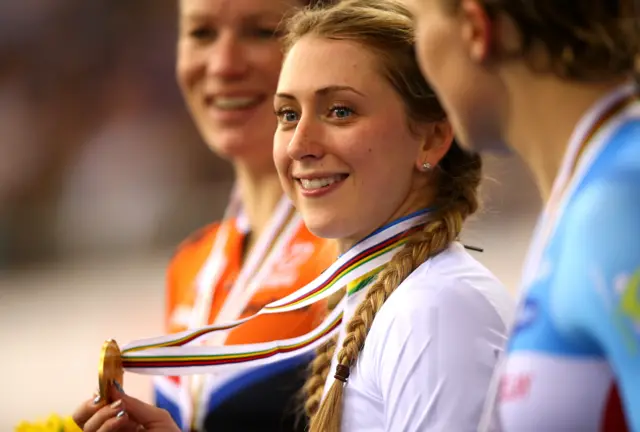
[325,242,514,431]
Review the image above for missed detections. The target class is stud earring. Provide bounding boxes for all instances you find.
[421,162,432,171]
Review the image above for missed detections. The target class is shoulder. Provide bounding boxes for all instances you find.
[174,221,222,257]
[556,119,640,274]
[167,221,222,281]
[609,115,640,157]
[376,243,514,330]
[363,243,514,370]
[358,244,513,405]
[563,166,640,249]
[548,164,640,341]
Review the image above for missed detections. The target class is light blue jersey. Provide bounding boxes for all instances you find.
[498,83,640,432]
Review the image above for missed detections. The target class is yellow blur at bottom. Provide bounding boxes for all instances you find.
[14,414,82,432]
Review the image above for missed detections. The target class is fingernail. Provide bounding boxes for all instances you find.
[93,395,101,404]
[116,410,126,418]
[111,400,122,409]
[112,380,125,394]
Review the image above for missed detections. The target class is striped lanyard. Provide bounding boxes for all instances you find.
[106,209,431,377]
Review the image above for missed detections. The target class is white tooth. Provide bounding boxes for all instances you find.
[299,175,343,190]
[214,97,259,109]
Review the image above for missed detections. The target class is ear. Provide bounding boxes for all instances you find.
[415,120,454,171]
[458,0,493,63]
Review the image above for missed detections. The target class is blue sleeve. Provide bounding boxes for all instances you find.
[551,172,640,430]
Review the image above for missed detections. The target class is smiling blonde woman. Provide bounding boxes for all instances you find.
[66,1,514,431]
[271,1,514,430]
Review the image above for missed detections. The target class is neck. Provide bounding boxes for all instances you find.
[502,70,628,201]
[336,177,434,254]
[234,161,284,240]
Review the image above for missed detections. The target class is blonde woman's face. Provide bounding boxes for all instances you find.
[273,37,427,251]
[177,0,301,167]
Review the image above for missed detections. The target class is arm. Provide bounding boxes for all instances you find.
[375,281,507,432]
[551,175,640,430]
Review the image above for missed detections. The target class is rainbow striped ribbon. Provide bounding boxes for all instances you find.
[122,296,346,375]
[119,209,430,375]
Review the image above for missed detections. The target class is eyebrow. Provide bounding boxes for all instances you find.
[182,11,284,24]
[275,85,366,100]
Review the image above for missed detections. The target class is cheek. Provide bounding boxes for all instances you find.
[176,46,201,99]
[415,25,445,91]
[358,126,419,194]
[414,28,470,132]
[341,128,405,179]
[272,132,292,186]
[252,45,285,89]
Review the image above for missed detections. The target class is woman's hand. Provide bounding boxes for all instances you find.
[72,382,180,432]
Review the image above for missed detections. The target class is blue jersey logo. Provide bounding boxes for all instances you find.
[513,297,538,334]
[617,268,640,353]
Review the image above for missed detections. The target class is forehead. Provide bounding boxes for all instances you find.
[179,0,300,21]
[278,37,386,95]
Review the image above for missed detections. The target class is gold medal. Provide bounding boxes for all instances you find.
[98,339,124,403]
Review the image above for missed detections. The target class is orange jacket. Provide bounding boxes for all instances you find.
[157,215,338,430]
[165,219,337,343]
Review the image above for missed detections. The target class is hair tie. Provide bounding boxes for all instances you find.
[334,364,350,383]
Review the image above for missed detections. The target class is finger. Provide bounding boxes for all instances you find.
[95,411,139,432]
[83,400,127,432]
[72,392,107,429]
[109,382,173,426]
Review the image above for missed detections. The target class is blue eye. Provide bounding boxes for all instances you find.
[330,106,354,119]
[275,108,299,125]
[284,111,299,122]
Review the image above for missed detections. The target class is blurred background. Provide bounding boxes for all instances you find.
[0,1,541,428]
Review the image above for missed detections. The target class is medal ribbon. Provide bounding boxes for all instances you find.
[119,209,430,374]
[188,186,244,331]
[185,191,298,427]
[123,297,346,375]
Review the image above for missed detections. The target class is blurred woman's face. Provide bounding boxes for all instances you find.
[404,0,508,154]
[177,0,302,170]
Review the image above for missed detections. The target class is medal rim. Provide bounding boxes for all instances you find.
[98,339,123,403]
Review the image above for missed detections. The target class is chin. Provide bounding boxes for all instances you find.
[303,219,340,241]
[300,210,352,241]
[203,129,269,161]
[457,132,512,155]
[452,115,511,156]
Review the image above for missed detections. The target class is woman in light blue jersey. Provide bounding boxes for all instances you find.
[406,0,640,430]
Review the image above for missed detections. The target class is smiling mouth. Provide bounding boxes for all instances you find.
[296,174,349,191]
[208,95,265,110]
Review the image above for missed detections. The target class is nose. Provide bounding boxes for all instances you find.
[286,116,325,161]
[205,31,248,79]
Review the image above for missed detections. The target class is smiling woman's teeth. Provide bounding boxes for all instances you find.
[213,97,259,110]
[300,175,345,190]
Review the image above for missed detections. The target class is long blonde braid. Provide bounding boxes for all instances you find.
[303,336,337,417]
[301,290,343,418]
